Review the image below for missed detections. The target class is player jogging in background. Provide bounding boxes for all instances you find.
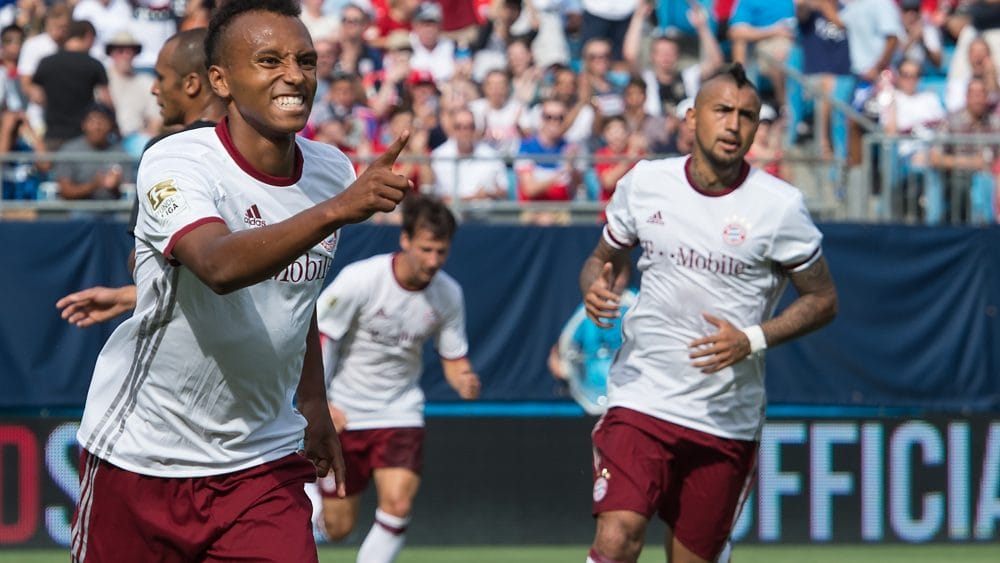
[316,194,480,563]
[70,0,413,561]
[579,63,838,563]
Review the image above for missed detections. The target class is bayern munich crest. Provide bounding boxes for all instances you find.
[722,215,750,246]
[593,476,609,502]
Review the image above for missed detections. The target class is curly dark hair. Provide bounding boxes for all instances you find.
[205,0,302,66]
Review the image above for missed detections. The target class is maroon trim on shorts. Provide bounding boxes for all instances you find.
[683,156,751,197]
[164,216,225,264]
[215,117,303,186]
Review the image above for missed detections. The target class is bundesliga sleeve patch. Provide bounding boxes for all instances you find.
[146,179,189,222]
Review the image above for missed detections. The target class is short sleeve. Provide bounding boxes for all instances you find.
[770,191,823,272]
[134,153,224,262]
[316,266,367,341]
[435,284,469,360]
[602,166,638,249]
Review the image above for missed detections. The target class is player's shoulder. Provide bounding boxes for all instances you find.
[340,253,392,278]
[428,269,464,302]
[139,127,219,172]
[744,166,806,205]
[618,156,687,191]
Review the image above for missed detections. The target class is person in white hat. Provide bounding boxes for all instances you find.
[104,30,161,145]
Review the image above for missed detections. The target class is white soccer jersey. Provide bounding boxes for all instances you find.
[317,254,468,430]
[603,156,823,441]
[77,121,356,477]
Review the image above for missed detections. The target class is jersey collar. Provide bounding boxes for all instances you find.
[215,117,304,186]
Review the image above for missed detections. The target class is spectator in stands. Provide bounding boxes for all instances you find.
[438,0,481,44]
[430,107,508,203]
[795,0,852,161]
[515,98,582,222]
[579,0,635,61]
[528,0,580,70]
[370,0,420,49]
[0,23,48,201]
[746,103,789,179]
[928,77,1000,224]
[406,69,446,148]
[368,30,413,118]
[593,114,643,202]
[880,58,946,217]
[435,72,477,134]
[470,0,537,82]
[945,36,1000,113]
[31,19,110,150]
[507,37,542,106]
[336,3,383,76]
[521,64,595,146]
[470,68,524,156]
[409,2,455,83]
[17,2,69,132]
[839,0,904,218]
[623,2,723,119]
[301,0,340,41]
[104,31,161,154]
[727,0,796,108]
[71,0,134,65]
[127,0,177,70]
[580,37,625,117]
[311,70,376,154]
[52,102,133,201]
[897,0,944,69]
[17,2,69,92]
[621,76,670,154]
[313,36,339,103]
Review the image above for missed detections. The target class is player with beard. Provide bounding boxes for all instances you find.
[579,63,839,563]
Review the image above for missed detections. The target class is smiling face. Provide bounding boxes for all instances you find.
[208,11,317,140]
[689,78,760,169]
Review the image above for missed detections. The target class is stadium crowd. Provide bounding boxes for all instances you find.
[0,0,998,224]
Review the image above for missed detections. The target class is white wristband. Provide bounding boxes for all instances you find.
[741,325,767,354]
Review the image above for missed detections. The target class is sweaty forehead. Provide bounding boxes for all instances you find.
[219,11,312,60]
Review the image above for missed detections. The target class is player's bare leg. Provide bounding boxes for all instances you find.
[322,494,361,541]
[357,467,420,563]
[589,510,647,562]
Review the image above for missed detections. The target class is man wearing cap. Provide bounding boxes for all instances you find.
[52,103,135,201]
[409,2,455,83]
[105,31,161,147]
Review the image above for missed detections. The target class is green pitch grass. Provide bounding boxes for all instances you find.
[2,545,997,563]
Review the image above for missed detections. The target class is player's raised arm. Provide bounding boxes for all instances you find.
[170,133,412,295]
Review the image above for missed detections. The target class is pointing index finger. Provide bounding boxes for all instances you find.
[372,130,411,168]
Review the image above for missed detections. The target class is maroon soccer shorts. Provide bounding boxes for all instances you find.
[319,427,425,498]
[590,407,757,561]
[71,450,318,563]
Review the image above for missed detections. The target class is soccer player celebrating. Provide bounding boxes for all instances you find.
[579,63,839,563]
[70,0,413,561]
[316,194,480,563]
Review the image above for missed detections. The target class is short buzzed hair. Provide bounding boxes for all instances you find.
[171,28,210,78]
[205,0,302,66]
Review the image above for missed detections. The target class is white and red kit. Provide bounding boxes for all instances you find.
[316,253,468,430]
[77,119,356,477]
[602,156,824,441]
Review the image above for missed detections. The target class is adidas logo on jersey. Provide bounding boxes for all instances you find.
[646,211,664,225]
[244,204,266,227]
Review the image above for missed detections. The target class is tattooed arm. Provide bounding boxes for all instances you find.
[761,256,839,348]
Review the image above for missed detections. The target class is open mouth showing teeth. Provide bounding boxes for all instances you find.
[275,95,304,109]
